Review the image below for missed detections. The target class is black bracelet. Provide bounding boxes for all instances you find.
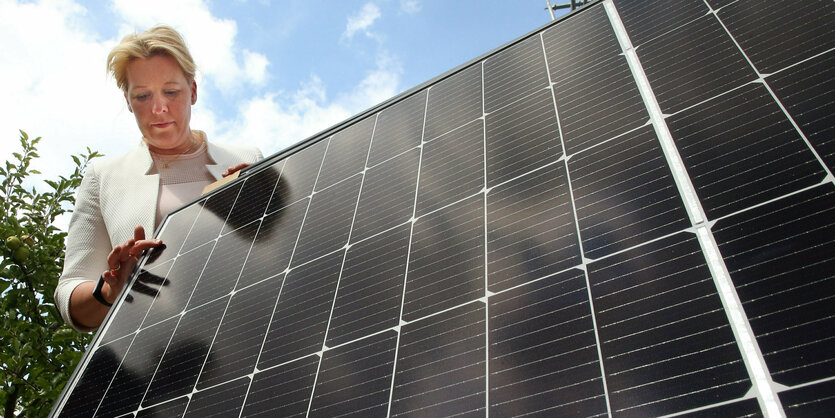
[93,275,113,307]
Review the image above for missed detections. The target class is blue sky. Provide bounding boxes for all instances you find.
[0,0,570,195]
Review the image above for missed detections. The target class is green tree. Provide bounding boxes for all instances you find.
[0,131,101,417]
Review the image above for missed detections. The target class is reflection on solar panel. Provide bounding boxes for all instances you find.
[52,0,835,416]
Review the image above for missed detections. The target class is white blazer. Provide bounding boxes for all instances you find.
[55,141,263,331]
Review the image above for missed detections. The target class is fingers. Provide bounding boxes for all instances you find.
[106,226,163,274]
[222,163,249,177]
[128,225,163,257]
[100,226,165,305]
[107,242,130,272]
[134,225,146,241]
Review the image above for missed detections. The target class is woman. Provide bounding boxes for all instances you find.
[54,26,262,331]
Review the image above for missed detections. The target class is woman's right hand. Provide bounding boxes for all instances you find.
[100,225,163,304]
[69,225,163,330]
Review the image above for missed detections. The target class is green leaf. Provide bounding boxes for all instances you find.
[0,129,100,413]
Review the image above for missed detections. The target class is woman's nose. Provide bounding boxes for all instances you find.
[152,97,168,114]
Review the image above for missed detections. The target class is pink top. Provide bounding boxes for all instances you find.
[148,141,215,227]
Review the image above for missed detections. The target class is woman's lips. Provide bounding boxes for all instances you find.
[152,122,173,128]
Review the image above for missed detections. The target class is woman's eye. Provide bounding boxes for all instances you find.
[164,90,179,96]
[134,94,149,101]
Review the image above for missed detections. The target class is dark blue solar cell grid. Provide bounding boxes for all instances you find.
[196,275,283,389]
[350,148,420,241]
[180,181,243,253]
[316,115,375,191]
[543,4,648,155]
[142,242,214,327]
[268,140,326,213]
[291,173,361,267]
[183,376,250,417]
[612,0,709,47]
[96,316,178,416]
[221,164,281,234]
[142,297,229,407]
[404,194,484,321]
[326,224,410,347]
[258,251,344,369]
[309,330,398,416]
[237,197,307,288]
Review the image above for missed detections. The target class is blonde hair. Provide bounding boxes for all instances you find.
[107,25,196,92]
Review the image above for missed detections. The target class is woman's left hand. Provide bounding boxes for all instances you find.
[222,163,250,177]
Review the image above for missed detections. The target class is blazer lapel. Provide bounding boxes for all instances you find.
[131,145,160,236]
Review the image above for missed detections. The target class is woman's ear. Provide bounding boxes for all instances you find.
[124,92,133,113]
[191,80,197,105]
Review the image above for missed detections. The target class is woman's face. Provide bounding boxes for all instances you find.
[124,55,197,155]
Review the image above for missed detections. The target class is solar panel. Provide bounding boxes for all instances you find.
[52,0,835,416]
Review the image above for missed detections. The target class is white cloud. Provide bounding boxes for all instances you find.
[343,3,381,40]
[243,50,269,85]
[0,0,136,186]
[339,51,402,111]
[215,53,402,156]
[400,0,421,14]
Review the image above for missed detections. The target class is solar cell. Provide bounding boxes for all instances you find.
[713,184,835,387]
[390,302,486,416]
[415,119,484,216]
[316,115,375,190]
[135,397,188,417]
[196,275,283,389]
[52,1,835,416]
[589,232,750,416]
[568,125,690,259]
[768,50,835,172]
[612,0,709,47]
[309,330,397,416]
[489,269,607,416]
[424,63,483,141]
[483,34,549,113]
[667,82,825,219]
[367,91,426,167]
[485,88,561,187]
[240,355,318,417]
[326,224,410,347]
[486,163,580,291]
[717,0,835,74]
[351,148,419,241]
[635,13,757,114]
[183,376,249,417]
[141,297,228,406]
